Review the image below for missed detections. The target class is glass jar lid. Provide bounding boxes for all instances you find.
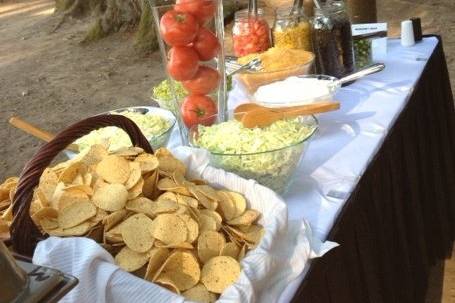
[235,8,267,20]
[314,0,346,16]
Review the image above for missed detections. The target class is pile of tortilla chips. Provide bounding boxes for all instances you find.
[0,145,265,302]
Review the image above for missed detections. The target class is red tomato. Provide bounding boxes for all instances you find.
[160,10,199,46]
[181,95,217,128]
[182,66,220,95]
[167,46,199,81]
[193,28,220,61]
[175,0,216,25]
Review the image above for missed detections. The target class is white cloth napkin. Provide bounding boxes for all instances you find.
[33,147,338,303]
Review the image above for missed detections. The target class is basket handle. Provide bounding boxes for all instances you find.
[10,114,153,256]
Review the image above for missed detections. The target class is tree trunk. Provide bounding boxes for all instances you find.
[54,0,240,54]
[55,0,158,53]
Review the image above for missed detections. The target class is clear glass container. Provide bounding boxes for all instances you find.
[311,0,355,78]
[189,112,318,194]
[233,8,272,57]
[353,34,373,69]
[273,6,312,51]
[151,0,227,146]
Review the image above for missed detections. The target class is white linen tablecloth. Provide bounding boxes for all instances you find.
[169,37,440,302]
[33,148,337,303]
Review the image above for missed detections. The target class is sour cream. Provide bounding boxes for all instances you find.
[253,76,335,105]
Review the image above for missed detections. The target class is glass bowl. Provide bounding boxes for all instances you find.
[250,74,339,108]
[151,97,182,117]
[65,106,176,159]
[109,106,176,150]
[236,52,315,93]
[188,112,318,194]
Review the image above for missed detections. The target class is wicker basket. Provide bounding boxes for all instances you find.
[9,115,153,257]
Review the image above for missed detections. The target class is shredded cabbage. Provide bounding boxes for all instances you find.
[194,119,316,193]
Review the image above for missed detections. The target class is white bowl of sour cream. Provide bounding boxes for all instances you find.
[252,75,340,108]
[252,63,386,108]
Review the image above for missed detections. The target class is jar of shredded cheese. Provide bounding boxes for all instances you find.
[272,6,312,51]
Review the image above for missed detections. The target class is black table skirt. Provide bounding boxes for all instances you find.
[292,36,455,303]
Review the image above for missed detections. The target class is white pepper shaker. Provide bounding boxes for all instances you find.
[401,20,415,47]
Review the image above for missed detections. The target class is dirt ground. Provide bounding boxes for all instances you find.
[0,0,454,302]
[0,0,163,178]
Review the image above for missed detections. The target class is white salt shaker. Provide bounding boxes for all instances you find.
[401,20,415,47]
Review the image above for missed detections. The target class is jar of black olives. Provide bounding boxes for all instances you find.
[311,0,355,78]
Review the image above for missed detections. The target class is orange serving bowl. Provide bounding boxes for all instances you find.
[236,48,315,93]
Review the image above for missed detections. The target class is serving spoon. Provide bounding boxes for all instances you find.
[234,101,335,117]
[234,101,340,128]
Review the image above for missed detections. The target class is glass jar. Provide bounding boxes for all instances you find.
[272,6,312,51]
[353,34,373,69]
[233,9,272,57]
[311,0,355,78]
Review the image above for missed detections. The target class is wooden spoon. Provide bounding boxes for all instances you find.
[238,101,340,128]
[9,116,79,152]
[234,101,336,120]
[233,103,265,120]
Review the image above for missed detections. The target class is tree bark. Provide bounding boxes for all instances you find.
[54,0,240,53]
[55,0,157,53]
[55,0,105,18]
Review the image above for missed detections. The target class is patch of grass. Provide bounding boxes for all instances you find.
[82,19,106,43]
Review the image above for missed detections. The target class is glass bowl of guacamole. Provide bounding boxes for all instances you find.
[73,106,176,155]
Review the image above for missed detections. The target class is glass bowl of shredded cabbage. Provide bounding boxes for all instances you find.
[189,112,318,194]
[73,106,176,154]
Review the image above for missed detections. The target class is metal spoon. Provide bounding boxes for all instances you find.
[338,63,385,85]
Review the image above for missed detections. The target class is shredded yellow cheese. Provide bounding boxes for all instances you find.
[273,21,312,50]
[238,47,314,72]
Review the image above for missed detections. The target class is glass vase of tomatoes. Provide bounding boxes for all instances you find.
[151,0,227,146]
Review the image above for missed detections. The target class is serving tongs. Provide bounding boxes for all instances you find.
[248,0,258,17]
[276,0,303,28]
[227,58,263,76]
[219,55,263,76]
[291,0,304,14]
